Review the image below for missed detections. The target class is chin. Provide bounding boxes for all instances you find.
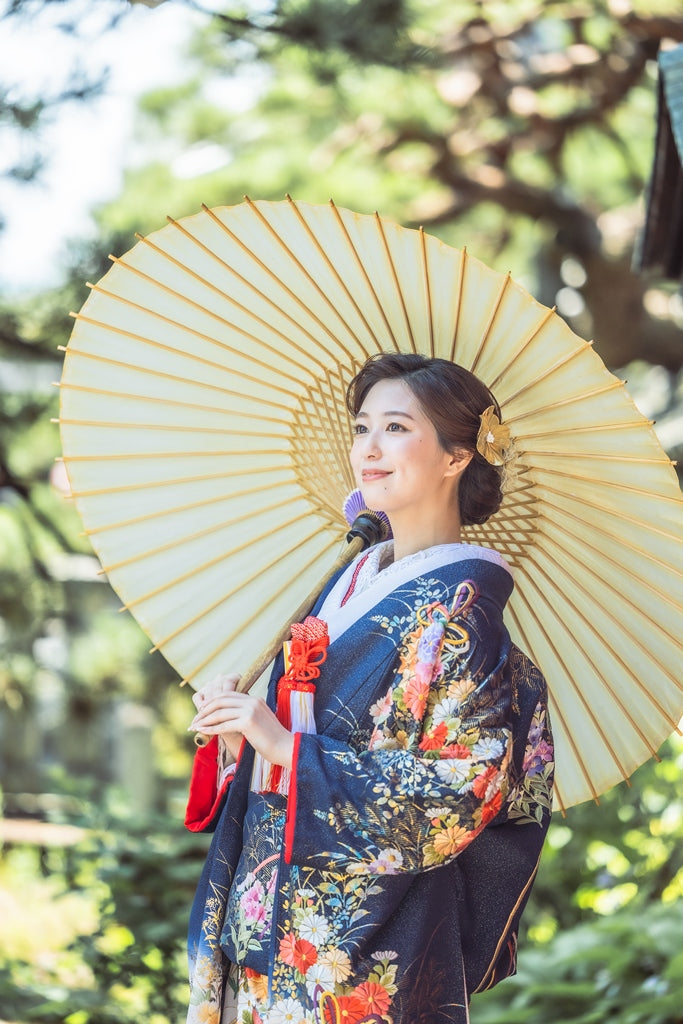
[359,490,389,514]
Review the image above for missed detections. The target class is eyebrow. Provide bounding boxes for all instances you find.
[355,410,416,420]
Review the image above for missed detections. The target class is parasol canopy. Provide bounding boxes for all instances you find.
[58,197,683,811]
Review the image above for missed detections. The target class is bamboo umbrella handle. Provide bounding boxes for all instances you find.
[236,534,365,694]
[192,532,366,747]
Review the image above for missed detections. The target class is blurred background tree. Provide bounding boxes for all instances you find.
[0,0,682,1021]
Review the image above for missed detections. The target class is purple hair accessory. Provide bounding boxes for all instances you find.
[342,488,393,540]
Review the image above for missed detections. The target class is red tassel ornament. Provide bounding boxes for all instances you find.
[251,616,329,795]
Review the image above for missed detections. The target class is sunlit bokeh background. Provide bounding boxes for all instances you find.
[1,1,682,1022]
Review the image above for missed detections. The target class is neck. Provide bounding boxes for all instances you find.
[389,514,463,563]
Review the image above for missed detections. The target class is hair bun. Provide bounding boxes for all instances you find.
[458,455,503,526]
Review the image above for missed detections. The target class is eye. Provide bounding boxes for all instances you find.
[352,423,368,435]
[387,421,407,432]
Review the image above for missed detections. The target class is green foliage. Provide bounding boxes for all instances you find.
[207,0,424,72]
[71,815,207,1023]
[0,811,209,1024]
[87,0,683,371]
[472,902,683,1023]
[530,738,683,938]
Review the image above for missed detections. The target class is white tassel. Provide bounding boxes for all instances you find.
[290,688,317,734]
[250,615,328,796]
[251,688,317,796]
[250,749,272,794]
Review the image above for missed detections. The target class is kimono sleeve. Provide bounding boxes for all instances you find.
[285,594,514,874]
[184,736,238,833]
[460,655,555,994]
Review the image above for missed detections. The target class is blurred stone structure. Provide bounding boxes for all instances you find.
[0,556,156,817]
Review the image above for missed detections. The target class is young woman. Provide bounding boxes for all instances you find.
[185,352,554,1024]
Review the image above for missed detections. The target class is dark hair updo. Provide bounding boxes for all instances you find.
[346,352,504,526]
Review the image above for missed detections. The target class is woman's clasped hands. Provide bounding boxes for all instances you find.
[189,672,295,769]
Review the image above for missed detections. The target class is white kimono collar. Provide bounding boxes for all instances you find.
[319,541,512,645]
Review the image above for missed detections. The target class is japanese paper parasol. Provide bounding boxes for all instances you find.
[57,197,683,811]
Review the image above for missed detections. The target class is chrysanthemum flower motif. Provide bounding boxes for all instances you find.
[380,847,403,868]
[354,979,392,1016]
[269,996,306,1023]
[419,721,449,750]
[432,823,469,857]
[305,962,335,1000]
[323,993,366,1023]
[472,736,505,760]
[404,676,430,720]
[476,406,511,465]
[192,1001,220,1024]
[245,967,269,1003]
[319,947,352,983]
[471,765,504,801]
[297,912,330,947]
[367,847,404,874]
[431,697,461,724]
[435,758,472,786]
[279,932,318,974]
[371,949,399,962]
[424,806,452,820]
[448,676,476,701]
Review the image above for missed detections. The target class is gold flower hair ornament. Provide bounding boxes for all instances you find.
[476,406,512,466]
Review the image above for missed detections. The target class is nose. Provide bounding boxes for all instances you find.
[352,426,381,462]
[361,428,381,459]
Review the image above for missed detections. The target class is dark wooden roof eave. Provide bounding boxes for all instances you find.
[635,44,683,283]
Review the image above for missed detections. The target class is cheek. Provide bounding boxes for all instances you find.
[403,436,428,464]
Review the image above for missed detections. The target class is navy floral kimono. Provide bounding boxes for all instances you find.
[185,542,554,1024]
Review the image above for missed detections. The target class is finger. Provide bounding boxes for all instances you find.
[191,693,250,720]
[191,707,241,728]
[189,714,243,736]
[194,674,239,704]
[193,673,241,709]
[190,722,240,737]
[190,697,253,729]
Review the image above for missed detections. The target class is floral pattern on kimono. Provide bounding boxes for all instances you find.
[271,869,402,1023]
[186,550,554,1024]
[285,580,514,877]
[223,794,282,963]
[507,703,554,826]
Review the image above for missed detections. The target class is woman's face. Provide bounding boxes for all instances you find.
[350,378,469,525]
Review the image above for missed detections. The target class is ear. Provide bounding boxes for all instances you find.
[444,448,473,479]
